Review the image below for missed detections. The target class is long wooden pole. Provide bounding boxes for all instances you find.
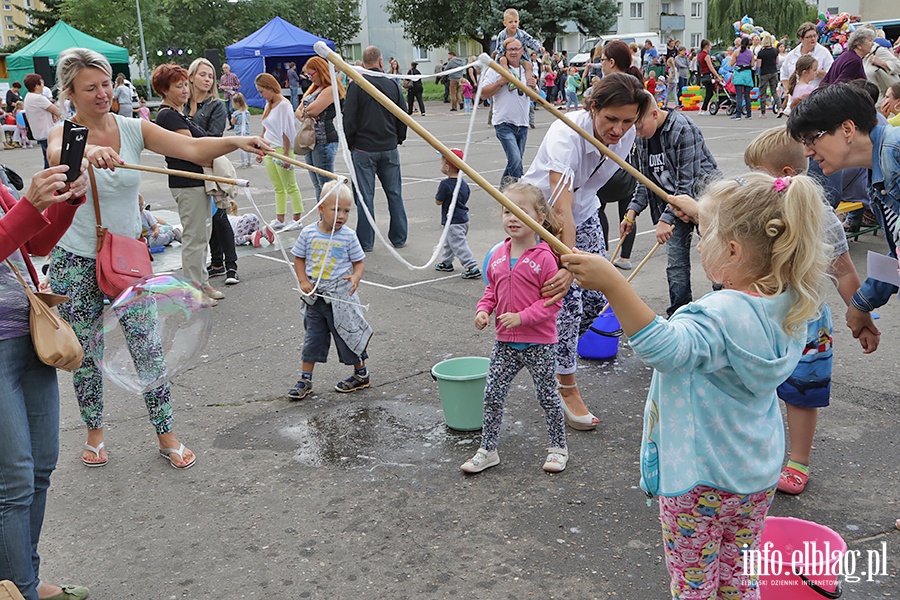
[266,151,338,180]
[118,162,249,187]
[314,42,572,256]
[481,55,669,203]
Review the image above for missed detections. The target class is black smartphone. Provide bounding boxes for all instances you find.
[59,120,89,182]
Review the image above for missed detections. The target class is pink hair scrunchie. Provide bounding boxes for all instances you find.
[774,176,792,192]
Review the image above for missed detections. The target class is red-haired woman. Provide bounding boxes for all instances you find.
[298,56,345,200]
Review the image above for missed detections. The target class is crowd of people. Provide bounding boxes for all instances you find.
[2,12,900,599]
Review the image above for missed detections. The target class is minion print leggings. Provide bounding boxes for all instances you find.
[658,484,776,599]
[49,247,174,435]
[480,341,566,452]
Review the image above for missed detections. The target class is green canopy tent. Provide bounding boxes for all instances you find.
[6,21,130,90]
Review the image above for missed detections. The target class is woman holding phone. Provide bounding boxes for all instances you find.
[45,48,270,472]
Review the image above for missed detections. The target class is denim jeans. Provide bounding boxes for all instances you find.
[305,141,338,201]
[666,218,694,317]
[37,139,49,170]
[494,122,528,185]
[0,335,60,600]
[735,85,752,117]
[351,148,407,250]
[290,86,300,111]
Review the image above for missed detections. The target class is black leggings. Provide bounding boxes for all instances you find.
[700,76,715,111]
[407,89,425,114]
[209,209,237,273]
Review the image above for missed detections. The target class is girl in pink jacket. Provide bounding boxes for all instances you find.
[462,183,567,474]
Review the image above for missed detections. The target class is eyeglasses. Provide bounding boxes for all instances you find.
[801,130,828,147]
[802,33,818,40]
[600,56,611,63]
[307,69,317,76]
[507,46,523,52]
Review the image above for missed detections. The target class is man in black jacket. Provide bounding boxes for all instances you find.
[343,45,409,251]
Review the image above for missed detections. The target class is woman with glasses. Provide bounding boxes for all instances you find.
[779,22,833,95]
[786,83,891,344]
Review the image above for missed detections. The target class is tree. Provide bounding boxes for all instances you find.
[9,0,63,52]
[385,0,616,54]
[707,0,816,46]
[385,0,500,54]
[61,0,170,61]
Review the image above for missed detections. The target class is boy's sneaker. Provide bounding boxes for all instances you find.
[543,447,569,473]
[460,449,499,473]
[434,261,455,272]
[287,379,313,400]
[172,226,183,243]
[461,267,482,280]
[225,270,240,285]
[264,226,275,245]
[334,373,370,393]
[252,230,262,247]
[268,219,286,231]
[207,265,226,278]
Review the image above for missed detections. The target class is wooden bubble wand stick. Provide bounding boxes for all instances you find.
[265,151,339,180]
[117,163,249,187]
[314,42,571,256]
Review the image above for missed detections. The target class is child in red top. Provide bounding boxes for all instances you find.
[646,70,657,96]
[461,182,567,474]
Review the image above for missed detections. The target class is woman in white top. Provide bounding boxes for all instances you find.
[45,48,269,471]
[521,73,653,430]
[779,22,834,92]
[113,73,133,117]
[255,72,303,231]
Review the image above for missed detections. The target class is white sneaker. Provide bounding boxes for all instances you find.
[698,111,709,116]
[460,449,499,473]
[172,226,183,243]
[268,219,286,231]
[282,219,303,232]
[543,447,568,473]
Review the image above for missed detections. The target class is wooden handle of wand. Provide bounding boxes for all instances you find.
[117,163,249,187]
[315,43,571,256]
[265,151,339,180]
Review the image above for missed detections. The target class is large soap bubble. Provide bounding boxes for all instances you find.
[88,273,214,394]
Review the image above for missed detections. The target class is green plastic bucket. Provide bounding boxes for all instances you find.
[431,357,489,431]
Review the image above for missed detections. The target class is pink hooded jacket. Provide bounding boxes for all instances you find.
[476,239,562,344]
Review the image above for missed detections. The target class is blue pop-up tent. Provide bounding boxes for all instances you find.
[225,17,335,108]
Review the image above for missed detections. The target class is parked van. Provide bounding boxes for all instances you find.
[569,32,661,68]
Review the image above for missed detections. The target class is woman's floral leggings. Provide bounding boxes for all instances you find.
[49,247,174,435]
[480,341,566,452]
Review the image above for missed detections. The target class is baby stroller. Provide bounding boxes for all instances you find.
[707,74,736,116]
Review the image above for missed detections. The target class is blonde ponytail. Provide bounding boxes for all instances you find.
[699,173,829,336]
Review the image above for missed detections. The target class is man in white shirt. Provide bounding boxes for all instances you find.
[23,74,61,168]
[480,38,537,187]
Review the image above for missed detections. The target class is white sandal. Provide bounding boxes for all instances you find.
[82,442,108,467]
[159,443,196,470]
[543,447,569,472]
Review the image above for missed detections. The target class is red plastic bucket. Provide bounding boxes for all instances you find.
[757,517,846,599]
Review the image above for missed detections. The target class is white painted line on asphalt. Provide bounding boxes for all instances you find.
[360,273,460,290]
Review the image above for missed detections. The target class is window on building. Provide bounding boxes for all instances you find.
[691,2,702,17]
[630,2,643,18]
[6,23,13,30]
[4,15,12,21]
[342,43,362,62]
[661,2,671,13]
[414,46,429,62]
[7,35,14,42]
[617,2,623,16]
[2,4,10,10]
[690,33,702,48]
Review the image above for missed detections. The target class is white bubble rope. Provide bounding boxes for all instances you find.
[327,57,491,271]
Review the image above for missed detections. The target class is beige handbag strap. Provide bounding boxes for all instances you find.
[4,258,58,324]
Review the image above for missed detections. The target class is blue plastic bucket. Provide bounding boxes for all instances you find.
[431,357,489,431]
[577,309,623,360]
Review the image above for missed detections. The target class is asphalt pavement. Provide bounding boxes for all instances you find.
[5,101,898,599]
